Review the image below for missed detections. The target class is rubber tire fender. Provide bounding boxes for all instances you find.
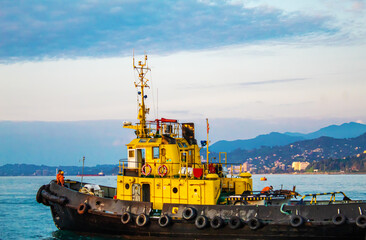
[182,207,197,220]
[195,215,208,229]
[121,212,132,224]
[210,216,224,229]
[228,216,242,229]
[77,203,89,215]
[136,213,149,227]
[356,215,366,228]
[290,215,304,228]
[248,217,262,230]
[36,185,46,203]
[332,213,346,225]
[158,215,171,227]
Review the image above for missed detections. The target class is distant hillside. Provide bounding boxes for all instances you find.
[210,122,366,153]
[305,153,366,172]
[285,122,366,139]
[210,132,305,153]
[225,133,366,173]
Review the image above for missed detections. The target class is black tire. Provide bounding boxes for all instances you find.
[158,215,171,227]
[248,217,262,230]
[233,200,248,206]
[121,212,132,224]
[195,215,208,229]
[136,213,149,227]
[356,215,366,228]
[290,215,304,228]
[36,185,46,203]
[77,203,89,215]
[332,214,346,225]
[228,216,242,229]
[182,207,197,220]
[210,216,224,229]
[42,197,50,206]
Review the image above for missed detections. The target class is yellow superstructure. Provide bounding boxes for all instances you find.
[116,55,252,210]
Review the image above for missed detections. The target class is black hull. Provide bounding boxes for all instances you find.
[39,181,366,240]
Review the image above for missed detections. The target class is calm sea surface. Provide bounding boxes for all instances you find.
[0,174,365,240]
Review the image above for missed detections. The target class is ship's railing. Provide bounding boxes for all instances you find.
[118,158,250,179]
[119,159,202,178]
[131,121,182,138]
[301,191,351,204]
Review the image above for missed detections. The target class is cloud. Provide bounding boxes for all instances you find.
[0,0,336,61]
[237,78,308,86]
[351,1,365,12]
[182,77,308,90]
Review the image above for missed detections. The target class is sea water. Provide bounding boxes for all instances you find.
[0,174,365,240]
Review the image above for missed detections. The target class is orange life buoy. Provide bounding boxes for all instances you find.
[141,164,152,176]
[158,165,168,177]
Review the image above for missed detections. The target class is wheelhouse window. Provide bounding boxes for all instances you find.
[128,150,135,158]
[181,152,187,162]
[152,147,160,159]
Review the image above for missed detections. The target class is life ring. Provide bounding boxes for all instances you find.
[290,215,304,228]
[356,215,366,228]
[158,165,168,177]
[77,203,89,215]
[332,213,346,225]
[195,215,208,229]
[210,216,224,229]
[158,215,171,227]
[121,212,132,224]
[248,217,262,230]
[228,216,242,229]
[141,164,152,176]
[136,213,149,227]
[182,207,197,220]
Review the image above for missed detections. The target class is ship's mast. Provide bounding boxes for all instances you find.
[133,55,150,138]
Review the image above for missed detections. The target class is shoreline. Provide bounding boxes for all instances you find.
[252,172,366,175]
[1,172,366,177]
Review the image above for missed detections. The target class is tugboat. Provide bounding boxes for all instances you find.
[37,55,366,239]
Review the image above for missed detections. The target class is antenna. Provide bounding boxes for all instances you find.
[133,53,151,138]
[80,156,85,189]
[133,49,135,68]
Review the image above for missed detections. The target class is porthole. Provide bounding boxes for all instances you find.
[172,187,178,194]
[125,184,130,190]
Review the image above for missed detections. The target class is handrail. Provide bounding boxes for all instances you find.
[218,152,227,168]
[301,191,350,204]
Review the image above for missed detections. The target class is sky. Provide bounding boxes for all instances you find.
[1,0,366,140]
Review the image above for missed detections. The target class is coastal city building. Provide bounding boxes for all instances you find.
[292,161,310,171]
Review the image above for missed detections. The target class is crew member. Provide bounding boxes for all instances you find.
[56,170,65,187]
[261,185,273,194]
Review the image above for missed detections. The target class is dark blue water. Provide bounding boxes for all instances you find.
[0,174,365,239]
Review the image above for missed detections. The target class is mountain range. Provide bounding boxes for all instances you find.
[210,122,366,153]
[224,132,366,173]
[1,121,365,167]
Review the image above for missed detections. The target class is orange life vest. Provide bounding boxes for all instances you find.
[56,173,64,186]
[261,186,271,193]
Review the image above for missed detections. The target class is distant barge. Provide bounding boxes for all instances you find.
[76,171,105,177]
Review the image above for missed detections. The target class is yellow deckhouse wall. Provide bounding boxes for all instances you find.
[116,175,221,209]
